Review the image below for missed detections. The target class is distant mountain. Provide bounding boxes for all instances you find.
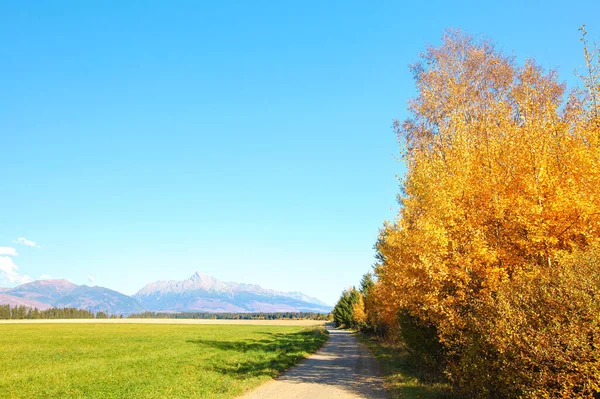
[0,294,51,310]
[53,285,145,315]
[1,280,144,315]
[134,272,332,313]
[283,291,330,308]
[6,279,77,304]
[1,273,331,315]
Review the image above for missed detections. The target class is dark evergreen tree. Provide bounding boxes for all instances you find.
[359,272,375,296]
[332,287,360,328]
[0,305,10,319]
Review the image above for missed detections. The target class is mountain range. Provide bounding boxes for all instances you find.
[0,273,332,315]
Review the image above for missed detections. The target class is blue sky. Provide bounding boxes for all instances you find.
[1,1,599,305]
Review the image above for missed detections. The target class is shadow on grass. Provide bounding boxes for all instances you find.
[358,333,459,399]
[187,328,328,380]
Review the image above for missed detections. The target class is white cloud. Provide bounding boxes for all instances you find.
[88,274,96,285]
[40,274,52,279]
[14,237,40,248]
[0,247,18,256]
[0,256,32,285]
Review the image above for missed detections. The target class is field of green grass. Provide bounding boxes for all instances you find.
[0,323,328,398]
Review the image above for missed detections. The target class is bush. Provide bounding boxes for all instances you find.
[451,247,600,398]
[398,310,447,380]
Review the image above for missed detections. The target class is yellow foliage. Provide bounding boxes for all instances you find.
[352,293,367,327]
[455,247,600,397]
[371,29,600,397]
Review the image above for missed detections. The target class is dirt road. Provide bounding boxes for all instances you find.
[239,327,388,399]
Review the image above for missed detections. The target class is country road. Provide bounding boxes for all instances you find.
[239,327,388,399]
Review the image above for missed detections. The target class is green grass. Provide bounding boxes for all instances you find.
[357,333,457,399]
[0,323,328,399]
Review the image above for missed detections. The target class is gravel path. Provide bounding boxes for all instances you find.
[239,327,388,399]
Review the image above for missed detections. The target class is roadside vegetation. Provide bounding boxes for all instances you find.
[358,333,456,399]
[0,323,328,399]
[334,27,600,398]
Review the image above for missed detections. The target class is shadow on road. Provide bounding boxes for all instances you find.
[189,327,387,398]
[275,329,387,398]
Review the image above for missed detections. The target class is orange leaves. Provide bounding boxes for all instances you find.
[386,29,600,321]
[369,28,600,397]
[352,294,367,327]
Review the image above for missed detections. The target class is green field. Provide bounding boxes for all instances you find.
[0,323,328,399]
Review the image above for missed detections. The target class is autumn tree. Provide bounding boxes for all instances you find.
[371,29,600,397]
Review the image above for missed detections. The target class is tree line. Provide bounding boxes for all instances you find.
[0,305,121,319]
[0,305,329,321]
[334,27,600,398]
[128,311,330,320]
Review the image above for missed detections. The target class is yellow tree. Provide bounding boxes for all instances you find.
[352,293,367,328]
[375,29,600,350]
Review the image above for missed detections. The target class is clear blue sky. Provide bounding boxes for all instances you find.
[1,1,599,305]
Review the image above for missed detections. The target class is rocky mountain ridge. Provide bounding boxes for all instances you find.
[1,273,332,315]
[133,272,331,313]
[135,272,329,307]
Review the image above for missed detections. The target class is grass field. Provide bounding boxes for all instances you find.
[0,323,328,399]
[0,319,327,326]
